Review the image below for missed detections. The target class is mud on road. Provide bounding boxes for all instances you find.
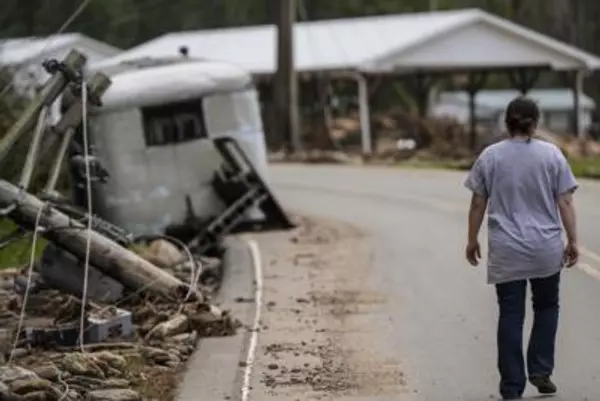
[244,216,411,401]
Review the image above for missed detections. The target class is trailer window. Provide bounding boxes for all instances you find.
[232,89,263,133]
[204,88,262,136]
[141,98,207,147]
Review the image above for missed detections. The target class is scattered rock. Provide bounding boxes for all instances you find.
[62,353,106,379]
[8,348,29,360]
[87,389,141,401]
[138,240,183,269]
[0,366,39,384]
[23,390,51,401]
[30,364,60,381]
[169,331,198,346]
[146,314,189,340]
[8,378,53,395]
[0,381,20,401]
[0,232,234,401]
[92,351,127,372]
[102,379,130,389]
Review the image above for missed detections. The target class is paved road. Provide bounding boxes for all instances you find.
[268,164,600,401]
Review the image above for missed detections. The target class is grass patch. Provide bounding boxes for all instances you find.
[395,158,473,171]
[396,156,600,180]
[0,219,47,269]
[567,157,600,179]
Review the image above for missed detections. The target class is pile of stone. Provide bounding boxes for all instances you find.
[0,239,239,401]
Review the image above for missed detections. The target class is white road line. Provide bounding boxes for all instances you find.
[241,239,263,401]
[577,263,600,282]
[581,247,600,265]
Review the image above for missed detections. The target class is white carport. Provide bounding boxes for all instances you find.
[95,8,600,154]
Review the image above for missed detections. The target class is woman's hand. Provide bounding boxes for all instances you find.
[564,242,579,268]
[466,242,481,266]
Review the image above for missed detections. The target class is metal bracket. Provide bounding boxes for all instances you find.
[43,59,81,85]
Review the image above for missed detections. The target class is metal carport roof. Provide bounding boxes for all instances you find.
[94,8,600,74]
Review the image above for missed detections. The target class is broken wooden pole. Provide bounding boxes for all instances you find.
[9,73,112,189]
[0,179,199,302]
[0,49,87,164]
[42,72,112,195]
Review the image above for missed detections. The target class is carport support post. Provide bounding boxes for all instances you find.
[466,72,488,151]
[413,72,434,118]
[572,69,586,155]
[356,73,372,156]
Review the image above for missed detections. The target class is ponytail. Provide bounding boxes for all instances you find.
[504,96,540,141]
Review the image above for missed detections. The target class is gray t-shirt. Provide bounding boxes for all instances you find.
[464,138,578,284]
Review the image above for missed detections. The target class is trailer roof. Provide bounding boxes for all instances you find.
[96,57,252,111]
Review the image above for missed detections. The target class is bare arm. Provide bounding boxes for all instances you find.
[558,191,577,245]
[468,193,488,244]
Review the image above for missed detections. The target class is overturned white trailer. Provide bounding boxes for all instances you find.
[78,55,289,238]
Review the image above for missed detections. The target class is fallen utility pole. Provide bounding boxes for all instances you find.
[0,179,194,301]
[0,51,198,302]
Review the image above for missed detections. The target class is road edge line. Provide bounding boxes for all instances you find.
[241,239,263,401]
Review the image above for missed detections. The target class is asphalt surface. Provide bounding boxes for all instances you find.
[267,164,600,401]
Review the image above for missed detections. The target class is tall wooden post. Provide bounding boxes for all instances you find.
[274,0,301,153]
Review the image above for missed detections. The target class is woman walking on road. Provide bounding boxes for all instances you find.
[463,96,579,400]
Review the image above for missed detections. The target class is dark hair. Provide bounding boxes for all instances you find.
[504,96,540,140]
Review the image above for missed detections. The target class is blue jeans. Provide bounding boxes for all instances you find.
[495,272,561,398]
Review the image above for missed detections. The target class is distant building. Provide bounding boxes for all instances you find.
[432,89,596,136]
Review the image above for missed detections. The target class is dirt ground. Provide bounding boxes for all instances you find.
[244,215,413,401]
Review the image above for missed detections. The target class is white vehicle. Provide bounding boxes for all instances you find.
[81,55,270,235]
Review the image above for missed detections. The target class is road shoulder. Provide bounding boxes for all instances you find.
[246,215,414,400]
